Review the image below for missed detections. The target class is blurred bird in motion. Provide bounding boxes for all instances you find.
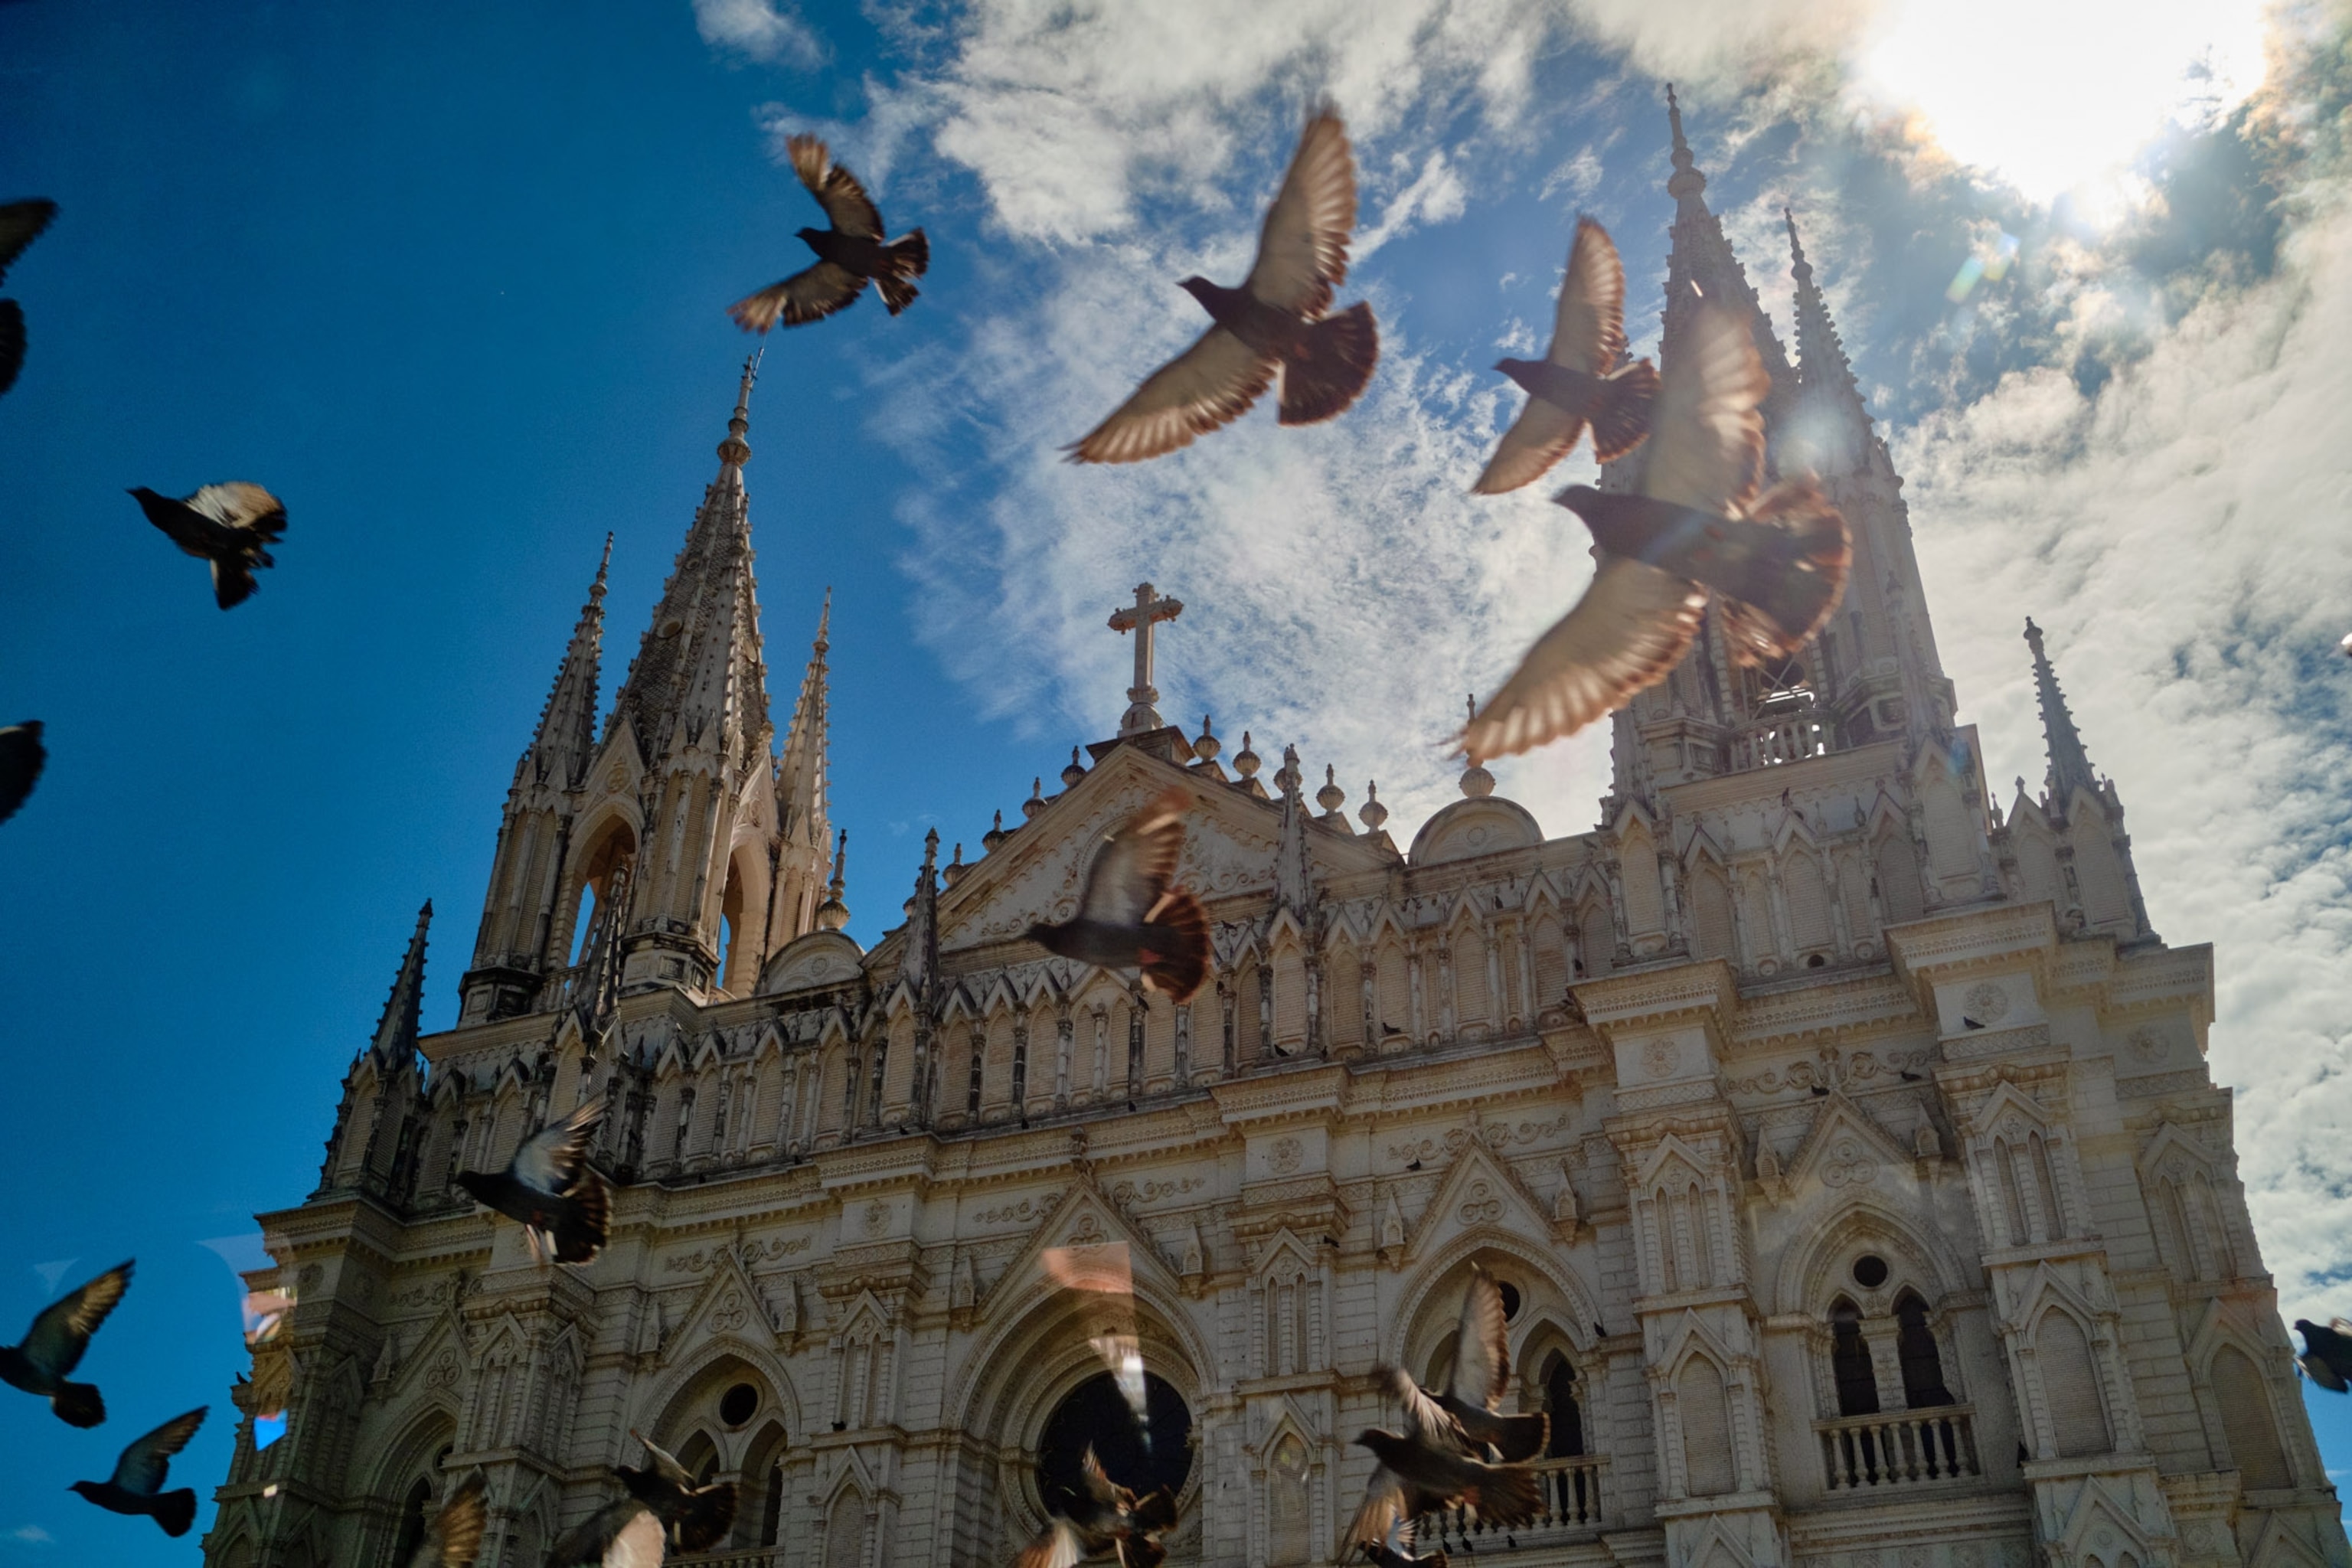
[1460,305,1848,763]
[546,1497,668,1568]
[1380,1264,1549,1463]
[1474,217,1658,492]
[1,1259,132,1426]
[455,1097,611,1265]
[1024,789,1210,1003]
[403,1473,489,1568]
[619,1430,738,1553]
[1014,1447,1178,1568]
[728,135,928,330]
[0,720,43,825]
[130,483,288,610]
[69,1406,206,1536]
[2296,1318,2352,1393]
[0,198,57,397]
[1070,106,1377,463]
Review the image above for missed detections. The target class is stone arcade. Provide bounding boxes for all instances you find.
[201,106,2347,1568]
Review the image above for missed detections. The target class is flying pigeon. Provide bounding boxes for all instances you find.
[1091,1331,1152,1448]
[404,1472,490,1568]
[1014,1447,1178,1568]
[1347,1428,1540,1557]
[1380,1265,1549,1464]
[619,1430,737,1553]
[0,720,42,825]
[0,198,57,397]
[1023,788,1211,1002]
[547,1498,667,1568]
[129,483,288,610]
[2296,1318,2352,1393]
[0,1259,132,1426]
[1069,106,1377,463]
[454,1097,610,1265]
[69,1406,206,1536]
[728,135,928,331]
[1473,217,1658,493]
[1459,305,1849,764]
[1357,1515,1449,1568]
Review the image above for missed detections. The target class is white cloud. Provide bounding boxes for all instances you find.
[1896,182,2352,1318]
[694,0,826,68]
[5,1527,53,1547]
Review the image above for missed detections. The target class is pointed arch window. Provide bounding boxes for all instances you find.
[1542,1353,1586,1457]
[1895,1292,1953,1407]
[1831,1298,1880,1416]
[390,1476,435,1568]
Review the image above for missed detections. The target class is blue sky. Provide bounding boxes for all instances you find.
[4,0,2351,1557]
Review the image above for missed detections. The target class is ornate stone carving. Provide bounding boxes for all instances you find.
[1269,1136,1304,1175]
[1961,979,2011,1024]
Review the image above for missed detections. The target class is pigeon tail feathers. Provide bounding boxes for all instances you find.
[1464,1462,1542,1528]
[1137,888,1210,1004]
[550,1171,611,1265]
[154,1488,198,1538]
[1716,478,1851,665]
[52,1378,103,1429]
[888,228,929,277]
[1278,301,1377,426]
[1589,360,1659,464]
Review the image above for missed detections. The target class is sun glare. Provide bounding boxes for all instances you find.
[1854,0,2271,208]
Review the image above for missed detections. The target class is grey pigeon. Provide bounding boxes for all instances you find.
[1022,789,1210,1003]
[455,1097,610,1265]
[0,1259,131,1426]
[2296,1318,2352,1393]
[1380,1264,1549,1463]
[1070,107,1377,462]
[1013,1447,1177,1568]
[1475,217,1658,492]
[1460,306,1848,763]
[728,136,927,330]
[129,482,287,609]
[619,1430,736,1552]
[1347,1429,1540,1553]
[70,1406,205,1536]
[0,198,57,397]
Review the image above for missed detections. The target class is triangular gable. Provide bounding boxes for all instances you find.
[1782,1093,1918,1195]
[2138,1120,2220,1182]
[1632,1131,1720,1193]
[662,1240,783,1363]
[1406,1140,1568,1261]
[1678,1516,1762,1568]
[1654,1307,1740,1377]
[978,1174,1184,1318]
[2053,1475,2158,1563]
[384,1292,478,1403]
[2245,1509,2331,1568]
[1959,1077,2059,1142]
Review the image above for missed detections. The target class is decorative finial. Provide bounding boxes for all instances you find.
[1358,780,1389,831]
[944,842,967,887]
[593,534,612,603]
[1233,731,1261,779]
[1023,776,1045,820]
[982,809,1006,853]
[1459,697,1496,797]
[1785,207,1812,282]
[1062,746,1086,789]
[1193,714,1220,763]
[815,586,831,655]
[1665,83,1706,201]
[719,349,760,466]
[815,828,851,931]
[1317,763,1345,815]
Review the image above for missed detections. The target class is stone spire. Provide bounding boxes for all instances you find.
[371,901,433,1063]
[606,352,774,773]
[522,535,610,790]
[1784,211,1875,476]
[900,830,940,994]
[2024,619,2099,808]
[815,830,851,932]
[1272,746,1315,917]
[778,587,831,843]
[1658,85,1796,411]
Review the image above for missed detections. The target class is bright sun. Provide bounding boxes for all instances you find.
[1853,0,2272,206]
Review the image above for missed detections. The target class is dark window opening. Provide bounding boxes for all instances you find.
[1497,1281,1522,1321]
[1896,1293,1954,1407]
[390,1477,434,1567]
[720,1383,759,1427]
[1543,1354,1585,1458]
[1036,1372,1192,1519]
[1831,1298,1880,1416]
[1852,1255,1890,1289]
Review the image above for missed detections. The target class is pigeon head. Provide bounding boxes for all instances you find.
[1494,357,1542,388]
[453,1170,492,1205]
[1178,276,1244,320]
[796,225,825,244]
[67,1481,100,1500]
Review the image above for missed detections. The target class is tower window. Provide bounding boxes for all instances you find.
[1831,1298,1879,1416]
[1895,1293,1953,1407]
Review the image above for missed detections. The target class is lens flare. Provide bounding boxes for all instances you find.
[1856,0,2268,207]
[254,1410,288,1450]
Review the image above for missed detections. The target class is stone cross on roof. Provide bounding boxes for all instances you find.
[1108,581,1183,737]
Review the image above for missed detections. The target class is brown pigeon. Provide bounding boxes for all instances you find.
[619,1430,737,1552]
[1380,1265,1548,1463]
[454,1096,610,1266]
[0,1259,131,1426]
[1069,106,1377,463]
[405,1473,489,1568]
[1022,788,1211,1002]
[1014,1447,1178,1568]
[0,198,57,397]
[1348,1426,1540,1553]
[70,1406,206,1536]
[1459,305,1849,764]
[129,483,287,609]
[1475,217,1658,492]
[0,720,42,825]
[728,135,928,330]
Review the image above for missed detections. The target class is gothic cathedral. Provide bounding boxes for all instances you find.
[198,107,2350,1568]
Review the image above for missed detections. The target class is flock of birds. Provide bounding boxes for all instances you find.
[8,91,2351,1567]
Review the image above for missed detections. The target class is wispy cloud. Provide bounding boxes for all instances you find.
[694,0,826,69]
[5,1527,54,1547]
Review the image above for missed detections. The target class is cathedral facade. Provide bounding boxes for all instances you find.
[199,110,2348,1568]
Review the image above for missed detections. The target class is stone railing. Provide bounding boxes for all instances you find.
[1418,1454,1606,1551]
[1817,1404,1980,1493]
[1733,712,1832,769]
[670,1548,782,1568]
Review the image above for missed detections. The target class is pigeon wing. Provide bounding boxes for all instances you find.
[1711,477,1851,667]
[20,1260,131,1380]
[0,299,23,398]
[1014,1520,1085,1568]
[1243,109,1357,317]
[788,135,884,240]
[1547,217,1628,374]
[606,1508,668,1568]
[1067,326,1272,463]
[548,1499,655,1568]
[1473,391,1585,496]
[133,489,240,557]
[1380,1365,1463,1449]
[632,1429,695,1488]
[1345,1466,1411,1555]
[0,198,56,284]
[728,263,868,331]
[185,482,287,541]
[512,1096,603,1196]
[411,1473,488,1568]
[1448,1266,1511,1409]
[0,721,43,825]
[109,1406,205,1496]
[1459,557,1706,764]
[1641,305,1767,516]
[1073,789,1190,929]
[1079,1446,1122,1510]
